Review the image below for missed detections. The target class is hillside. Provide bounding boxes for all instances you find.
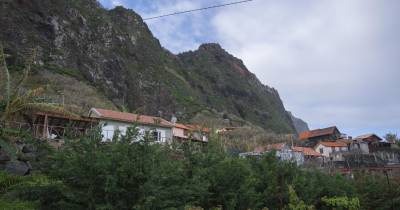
[0,0,297,133]
[288,112,310,134]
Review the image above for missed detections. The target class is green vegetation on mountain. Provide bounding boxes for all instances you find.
[0,0,296,133]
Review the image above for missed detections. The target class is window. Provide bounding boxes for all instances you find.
[319,148,323,154]
[152,131,161,141]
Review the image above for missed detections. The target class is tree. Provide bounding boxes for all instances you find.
[384,133,399,144]
[321,196,360,210]
[287,185,315,210]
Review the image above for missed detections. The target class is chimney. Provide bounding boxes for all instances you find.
[171,115,177,125]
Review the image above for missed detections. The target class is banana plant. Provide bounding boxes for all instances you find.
[0,44,75,122]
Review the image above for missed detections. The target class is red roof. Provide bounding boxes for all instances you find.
[292,146,321,157]
[299,126,339,140]
[91,108,173,128]
[185,124,210,133]
[317,141,347,148]
[355,134,382,142]
[174,123,190,130]
[174,123,210,133]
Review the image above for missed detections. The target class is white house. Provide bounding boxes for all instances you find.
[349,140,370,154]
[89,108,174,142]
[314,141,348,157]
[254,143,305,165]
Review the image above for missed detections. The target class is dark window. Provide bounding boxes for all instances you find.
[319,148,323,154]
[152,131,160,141]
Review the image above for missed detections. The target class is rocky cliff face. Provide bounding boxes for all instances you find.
[0,0,296,133]
[179,44,295,133]
[288,112,309,134]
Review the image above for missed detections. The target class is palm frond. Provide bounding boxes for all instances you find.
[10,48,37,99]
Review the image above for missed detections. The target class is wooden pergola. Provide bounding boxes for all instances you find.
[32,112,99,140]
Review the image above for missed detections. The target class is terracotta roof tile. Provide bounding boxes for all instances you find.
[318,141,347,147]
[92,108,173,127]
[292,146,321,157]
[185,124,210,133]
[355,134,382,142]
[299,131,311,140]
[299,126,339,140]
[174,123,190,130]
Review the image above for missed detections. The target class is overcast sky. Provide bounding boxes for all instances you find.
[99,0,400,138]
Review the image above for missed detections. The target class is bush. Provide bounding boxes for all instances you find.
[0,128,397,209]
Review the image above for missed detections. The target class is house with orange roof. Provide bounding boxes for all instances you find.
[292,146,322,159]
[299,126,341,143]
[314,141,348,157]
[252,143,305,165]
[241,143,324,165]
[172,123,209,142]
[89,108,174,142]
[354,133,382,143]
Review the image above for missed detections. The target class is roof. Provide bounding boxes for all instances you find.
[35,111,97,123]
[174,123,210,132]
[254,143,287,153]
[90,108,174,128]
[299,126,339,140]
[292,146,321,157]
[216,127,239,134]
[337,139,352,145]
[174,123,190,130]
[355,134,382,142]
[185,124,210,133]
[317,141,348,148]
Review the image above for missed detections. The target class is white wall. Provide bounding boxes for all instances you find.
[173,127,186,139]
[315,145,348,157]
[99,120,172,143]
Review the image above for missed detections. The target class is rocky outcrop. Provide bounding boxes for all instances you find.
[179,44,296,133]
[0,0,296,134]
[0,142,38,176]
[288,112,309,134]
[5,161,31,176]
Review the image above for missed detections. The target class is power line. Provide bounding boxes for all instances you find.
[143,0,254,20]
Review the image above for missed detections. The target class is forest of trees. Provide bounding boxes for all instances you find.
[0,126,399,210]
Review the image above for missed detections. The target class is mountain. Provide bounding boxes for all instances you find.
[0,0,296,134]
[288,112,309,134]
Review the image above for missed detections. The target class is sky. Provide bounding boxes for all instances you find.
[99,0,400,138]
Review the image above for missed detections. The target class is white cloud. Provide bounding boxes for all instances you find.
[139,0,220,53]
[209,0,400,136]
[111,0,124,7]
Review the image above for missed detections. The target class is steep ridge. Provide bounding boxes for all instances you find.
[0,0,297,133]
[178,44,295,133]
[288,112,310,134]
